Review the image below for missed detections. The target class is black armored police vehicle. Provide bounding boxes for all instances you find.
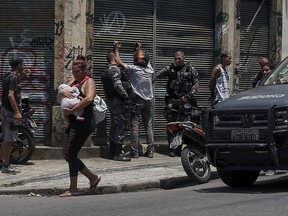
[204,56,288,187]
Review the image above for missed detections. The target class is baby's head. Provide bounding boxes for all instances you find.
[58,84,70,93]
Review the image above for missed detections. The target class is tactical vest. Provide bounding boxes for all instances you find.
[121,70,131,96]
[166,62,194,98]
[101,64,130,98]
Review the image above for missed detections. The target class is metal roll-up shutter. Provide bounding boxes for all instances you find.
[0,1,55,144]
[154,0,215,140]
[239,0,269,91]
[93,0,154,144]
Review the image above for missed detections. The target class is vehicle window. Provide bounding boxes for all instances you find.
[264,57,288,85]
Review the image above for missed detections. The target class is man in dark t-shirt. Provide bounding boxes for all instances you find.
[0,58,29,173]
[2,71,21,112]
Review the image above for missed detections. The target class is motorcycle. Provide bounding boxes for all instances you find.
[165,100,211,184]
[0,94,37,164]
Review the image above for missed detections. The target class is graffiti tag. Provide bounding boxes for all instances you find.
[31,37,54,50]
[55,21,64,36]
[65,46,84,70]
[216,12,229,24]
[96,11,125,36]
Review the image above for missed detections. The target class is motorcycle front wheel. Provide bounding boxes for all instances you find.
[181,146,211,184]
[10,126,35,164]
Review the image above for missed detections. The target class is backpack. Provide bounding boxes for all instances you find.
[93,95,108,124]
[69,77,108,124]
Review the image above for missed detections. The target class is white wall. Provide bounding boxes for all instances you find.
[283,0,288,59]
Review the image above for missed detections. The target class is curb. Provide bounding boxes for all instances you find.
[31,143,169,160]
[0,177,192,197]
[31,146,100,160]
[0,172,219,196]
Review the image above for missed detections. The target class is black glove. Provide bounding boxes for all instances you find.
[169,63,176,70]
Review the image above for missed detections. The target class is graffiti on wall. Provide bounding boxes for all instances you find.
[216,12,229,24]
[0,29,53,140]
[64,45,93,76]
[31,37,54,50]
[86,11,94,25]
[65,45,84,70]
[55,21,64,37]
[95,11,126,36]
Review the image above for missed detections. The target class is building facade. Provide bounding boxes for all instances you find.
[0,0,284,146]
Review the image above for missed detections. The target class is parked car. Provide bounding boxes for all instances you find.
[204,56,288,187]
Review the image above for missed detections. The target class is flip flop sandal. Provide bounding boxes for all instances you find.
[90,176,101,193]
[59,191,80,197]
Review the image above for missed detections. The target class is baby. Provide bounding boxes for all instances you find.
[58,84,84,125]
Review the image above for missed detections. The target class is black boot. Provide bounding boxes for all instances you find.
[108,144,115,159]
[113,145,131,162]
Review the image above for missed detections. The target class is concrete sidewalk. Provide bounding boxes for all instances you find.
[0,153,217,197]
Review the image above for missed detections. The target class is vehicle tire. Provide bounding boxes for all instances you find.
[217,169,260,187]
[181,146,211,184]
[10,126,35,164]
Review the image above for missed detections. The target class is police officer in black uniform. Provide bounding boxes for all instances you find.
[101,51,131,161]
[155,50,199,157]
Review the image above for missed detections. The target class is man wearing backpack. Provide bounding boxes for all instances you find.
[155,51,199,157]
[101,51,131,162]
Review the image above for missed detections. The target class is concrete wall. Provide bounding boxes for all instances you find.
[52,0,93,147]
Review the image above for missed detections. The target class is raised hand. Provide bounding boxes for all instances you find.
[134,42,141,51]
[114,41,121,51]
